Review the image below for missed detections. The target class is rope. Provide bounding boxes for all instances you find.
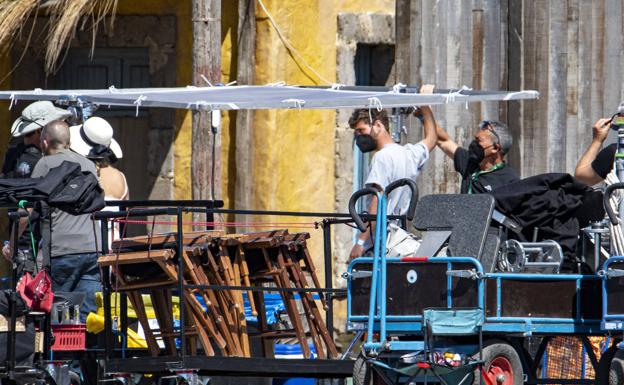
[8,93,16,110]
[256,0,332,85]
[133,95,147,117]
[391,83,406,93]
[281,98,306,109]
[444,85,472,104]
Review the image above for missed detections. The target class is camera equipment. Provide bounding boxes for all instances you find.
[496,239,564,274]
[610,102,624,131]
[56,96,98,125]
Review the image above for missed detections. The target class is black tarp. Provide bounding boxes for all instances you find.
[491,173,604,270]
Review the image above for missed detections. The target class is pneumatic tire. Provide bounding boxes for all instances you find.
[473,342,524,385]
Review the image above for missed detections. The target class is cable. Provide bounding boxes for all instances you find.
[256,0,332,85]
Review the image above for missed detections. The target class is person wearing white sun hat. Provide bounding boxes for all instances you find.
[2,101,71,178]
[70,117,129,248]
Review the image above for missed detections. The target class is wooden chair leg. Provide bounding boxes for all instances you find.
[273,249,312,358]
[151,289,177,355]
[127,291,160,357]
[285,248,338,358]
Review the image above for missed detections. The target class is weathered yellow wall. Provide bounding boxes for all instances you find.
[252,0,394,285]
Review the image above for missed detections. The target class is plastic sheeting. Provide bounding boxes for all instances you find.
[0,85,539,111]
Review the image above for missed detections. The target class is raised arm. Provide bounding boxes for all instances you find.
[418,84,459,158]
[417,106,438,152]
[575,118,611,185]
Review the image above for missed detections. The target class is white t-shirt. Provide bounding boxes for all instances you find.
[365,142,429,216]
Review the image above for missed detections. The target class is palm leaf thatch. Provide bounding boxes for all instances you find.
[45,0,118,74]
[0,0,39,55]
[0,0,118,75]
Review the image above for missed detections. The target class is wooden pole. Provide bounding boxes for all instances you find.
[192,0,221,210]
[235,0,255,231]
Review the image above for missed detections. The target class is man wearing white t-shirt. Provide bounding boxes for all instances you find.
[348,105,437,260]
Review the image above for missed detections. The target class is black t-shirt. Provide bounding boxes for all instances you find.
[1,143,42,254]
[454,147,520,194]
[591,143,617,179]
[1,143,42,178]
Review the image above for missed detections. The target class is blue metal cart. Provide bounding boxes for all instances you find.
[346,182,624,385]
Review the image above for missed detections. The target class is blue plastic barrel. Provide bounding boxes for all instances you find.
[273,343,316,385]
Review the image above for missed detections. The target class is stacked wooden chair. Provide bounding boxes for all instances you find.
[97,229,337,359]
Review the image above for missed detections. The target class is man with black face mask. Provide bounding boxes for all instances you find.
[420,85,519,194]
[348,105,437,260]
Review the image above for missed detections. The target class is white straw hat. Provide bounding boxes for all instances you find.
[11,101,71,137]
[69,117,123,159]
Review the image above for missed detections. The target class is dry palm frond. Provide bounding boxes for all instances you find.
[44,0,117,74]
[0,0,39,55]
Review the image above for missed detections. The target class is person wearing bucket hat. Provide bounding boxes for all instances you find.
[2,101,71,178]
[70,117,128,248]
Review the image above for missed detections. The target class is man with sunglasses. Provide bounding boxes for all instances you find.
[2,101,71,178]
[443,119,519,194]
[420,85,519,194]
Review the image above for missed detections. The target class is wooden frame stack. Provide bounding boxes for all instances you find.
[97,229,337,359]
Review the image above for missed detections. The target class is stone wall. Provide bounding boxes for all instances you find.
[333,12,395,331]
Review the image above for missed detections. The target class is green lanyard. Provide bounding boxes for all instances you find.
[468,163,505,194]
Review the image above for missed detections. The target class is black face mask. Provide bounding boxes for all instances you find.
[468,140,485,163]
[355,134,377,153]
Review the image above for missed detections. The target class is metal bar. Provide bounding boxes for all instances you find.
[104,356,354,378]
[177,207,185,356]
[120,292,128,352]
[6,218,19,371]
[183,207,403,220]
[576,278,581,320]
[322,219,334,339]
[183,283,344,294]
[486,273,599,280]
[93,207,179,220]
[113,199,224,208]
[366,192,384,345]
[99,217,115,358]
[379,195,388,343]
[447,262,452,307]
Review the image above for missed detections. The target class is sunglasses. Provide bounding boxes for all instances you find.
[479,120,501,145]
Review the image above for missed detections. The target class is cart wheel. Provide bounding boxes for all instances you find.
[474,342,523,385]
[353,353,372,385]
[610,350,624,385]
[595,344,619,385]
[69,370,82,385]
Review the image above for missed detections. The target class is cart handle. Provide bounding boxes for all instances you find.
[385,178,419,222]
[348,186,381,232]
[604,183,624,225]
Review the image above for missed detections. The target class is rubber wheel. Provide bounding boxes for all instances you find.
[353,353,372,385]
[595,345,619,385]
[69,371,82,385]
[610,350,624,385]
[473,342,524,385]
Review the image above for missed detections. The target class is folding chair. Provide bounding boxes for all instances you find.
[405,308,485,385]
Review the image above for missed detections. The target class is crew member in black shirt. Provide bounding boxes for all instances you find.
[1,101,71,274]
[420,84,520,193]
[2,101,71,178]
[575,117,616,184]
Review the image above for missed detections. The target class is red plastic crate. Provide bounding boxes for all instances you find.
[51,324,86,351]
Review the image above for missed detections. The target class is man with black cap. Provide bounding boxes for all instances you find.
[2,101,71,178]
